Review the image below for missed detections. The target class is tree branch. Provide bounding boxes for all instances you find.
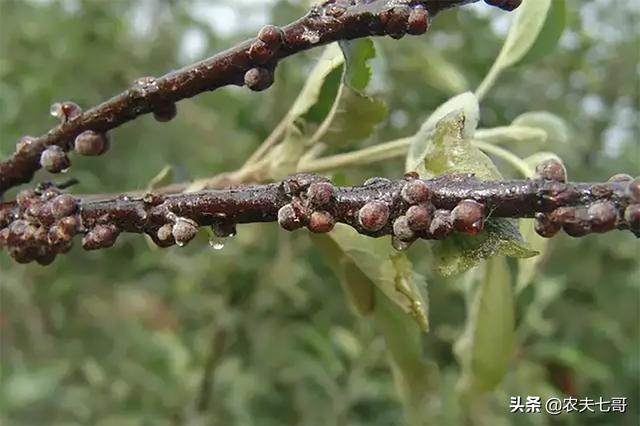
[0,0,519,195]
[1,166,637,265]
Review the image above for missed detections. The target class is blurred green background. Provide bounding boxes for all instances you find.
[0,0,638,425]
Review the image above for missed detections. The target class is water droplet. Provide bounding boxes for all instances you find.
[209,236,225,250]
[176,240,185,247]
[50,103,62,118]
[392,236,411,251]
[212,222,236,238]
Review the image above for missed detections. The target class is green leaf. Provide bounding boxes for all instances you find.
[406,91,480,173]
[319,89,388,147]
[496,0,553,68]
[313,224,429,331]
[262,39,386,185]
[420,46,469,95]
[314,227,439,422]
[520,0,567,65]
[473,126,548,146]
[313,39,387,148]
[476,0,553,99]
[267,125,307,180]
[512,111,569,145]
[314,232,375,316]
[374,287,439,425]
[434,220,537,277]
[411,107,536,275]
[421,111,500,181]
[454,257,516,398]
[288,43,344,120]
[339,39,375,91]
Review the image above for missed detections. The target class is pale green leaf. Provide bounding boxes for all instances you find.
[406,91,480,172]
[314,232,375,316]
[521,0,567,65]
[413,110,536,275]
[420,46,469,95]
[313,224,429,332]
[319,89,387,147]
[267,125,307,180]
[339,38,375,91]
[497,0,553,68]
[374,288,439,425]
[288,43,344,120]
[314,230,436,423]
[512,111,569,145]
[454,257,516,397]
[434,220,537,277]
[476,0,553,99]
[313,39,387,148]
[421,111,500,180]
[474,125,547,146]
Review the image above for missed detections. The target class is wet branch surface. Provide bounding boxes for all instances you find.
[2,171,638,265]
[0,0,499,195]
[5,0,636,268]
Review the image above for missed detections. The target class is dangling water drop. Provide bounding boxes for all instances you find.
[212,222,236,238]
[50,102,62,118]
[209,236,225,250]
[176,240,185,247]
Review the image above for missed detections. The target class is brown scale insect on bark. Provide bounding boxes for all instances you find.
[0,170,638,265]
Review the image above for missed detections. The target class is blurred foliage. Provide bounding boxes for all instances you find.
[0,0,638,425]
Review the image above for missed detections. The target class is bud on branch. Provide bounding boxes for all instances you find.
[1,169,637,265]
